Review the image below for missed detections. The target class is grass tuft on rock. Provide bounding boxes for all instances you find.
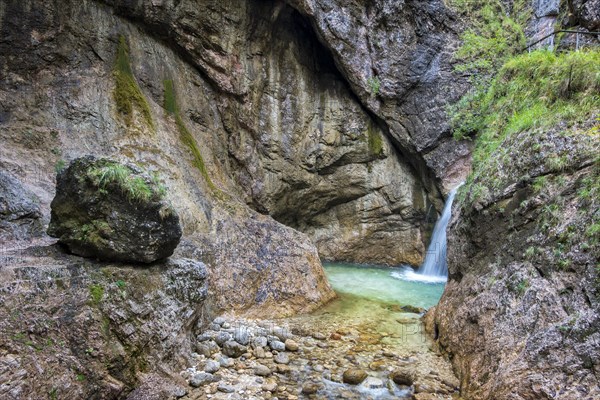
[114,36,154,129]
[88,162,165,203]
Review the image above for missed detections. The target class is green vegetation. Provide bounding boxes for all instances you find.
[116,279,127,289]
[88,284,104,305]
[163,79,216,190]
[367,76,381,96]
[516,279,529,297]
[55,159,66,174]
[88,162,166,203]
[450,0,528,75]
[114,35,154,129]
[367,122,384,156]
[453,50,600,142]
[455,50,600,207]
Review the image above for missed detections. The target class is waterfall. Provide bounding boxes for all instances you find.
[417,183,463,278]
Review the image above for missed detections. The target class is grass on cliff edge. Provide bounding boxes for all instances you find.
[450,0,528,75]
[114,36,154,130]
[455,49,600,206]
[453,50,600,141]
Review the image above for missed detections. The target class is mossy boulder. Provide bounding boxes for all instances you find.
[48,156,181,263]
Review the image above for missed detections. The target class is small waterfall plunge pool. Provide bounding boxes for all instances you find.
[324,262,446,309]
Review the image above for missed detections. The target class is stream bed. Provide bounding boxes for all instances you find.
[183,263,459,399]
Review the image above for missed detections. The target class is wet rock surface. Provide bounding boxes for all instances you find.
[0,0,336,317]
[47,156,181,263]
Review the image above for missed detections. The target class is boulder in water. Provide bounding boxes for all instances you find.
[47,156,181,263]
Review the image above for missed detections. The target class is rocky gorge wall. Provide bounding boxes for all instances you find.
[427,122,600,399]
[0,0,470,272]
[0,0,470,397]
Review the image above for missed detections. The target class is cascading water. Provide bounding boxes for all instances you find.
[392,183,463,284]
[417,183,463,278]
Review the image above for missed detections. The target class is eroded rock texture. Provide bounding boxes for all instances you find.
[427,120,600,399]
[0,0,469,270]
[0,247,208,399]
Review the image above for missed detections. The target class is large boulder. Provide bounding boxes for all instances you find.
[48,156,181,263]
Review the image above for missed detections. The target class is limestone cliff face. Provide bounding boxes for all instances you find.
[0,0,469,272]
[1,0,340,319]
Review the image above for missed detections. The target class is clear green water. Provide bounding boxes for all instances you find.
[323,262,445,309]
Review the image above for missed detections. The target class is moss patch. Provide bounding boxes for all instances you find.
[367,121,384,157]
[89,284,104,306]
[114,36,154,129]
[163,79,216,191]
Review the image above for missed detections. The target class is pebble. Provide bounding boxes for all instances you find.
[189,372,217,388]
[254,347,266,358]
[213,317,226,326]
[218,356,234,368]
[391,369,414,386]
[262,380,278,392]
[204,360,220,373]
[342,369,368,385]
[301,382,319,395]
[274,352,290,364]
[215,331,231,346]
[234,328,251,345]
[275,364,290,374]
[208,323,221,331]
[362,377,384,389]
[196,340,219,357]
[270,340,286,352]
[253,336,268,348]
[284,339,299,352]
[217,383,235,393]
[197,332,214,342]
[254,364,272,377]
[312,332,327,340]
[330,332,342,340]
[222,341,247,358]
